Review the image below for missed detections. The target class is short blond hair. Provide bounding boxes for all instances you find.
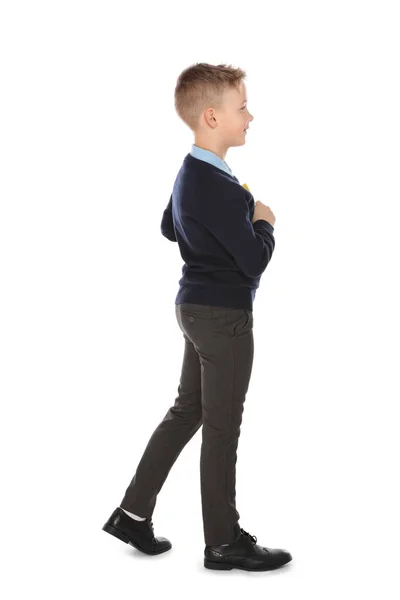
[174,62,247,131]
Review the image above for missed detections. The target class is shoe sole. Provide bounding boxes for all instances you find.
[102,523,171,555]
[204,557,291,571]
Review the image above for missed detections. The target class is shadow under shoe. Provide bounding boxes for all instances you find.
[102,507,172,555]
[204,525,292,571]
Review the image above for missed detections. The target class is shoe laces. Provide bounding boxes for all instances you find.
[146,517,157,541]
[240,528,257,544]
[148,517,162,546]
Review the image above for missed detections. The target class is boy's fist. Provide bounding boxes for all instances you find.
[252,200,276,227]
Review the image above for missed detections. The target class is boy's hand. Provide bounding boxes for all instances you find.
[242,184,275,228]
[252,200,276,227]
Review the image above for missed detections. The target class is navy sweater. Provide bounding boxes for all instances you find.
[160,153,275,311]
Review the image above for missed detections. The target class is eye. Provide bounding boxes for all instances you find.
[240,106,246,111]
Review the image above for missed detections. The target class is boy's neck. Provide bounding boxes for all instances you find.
[193,139,228,161]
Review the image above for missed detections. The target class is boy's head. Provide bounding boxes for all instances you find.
[174,62,254,155]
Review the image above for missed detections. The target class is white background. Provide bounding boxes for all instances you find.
[1,0,399,598]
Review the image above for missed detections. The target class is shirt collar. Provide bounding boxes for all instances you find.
[190,144,233,177]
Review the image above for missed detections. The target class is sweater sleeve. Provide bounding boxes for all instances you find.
[199,186,275,278]
[160,194,177,242]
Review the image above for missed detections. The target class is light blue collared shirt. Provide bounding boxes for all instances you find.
[190,144,234,177]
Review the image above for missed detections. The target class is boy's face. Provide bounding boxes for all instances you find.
[196,81,254,151]
[218,81,254,146]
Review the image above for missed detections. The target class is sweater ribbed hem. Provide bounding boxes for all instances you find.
[175,285,254,311]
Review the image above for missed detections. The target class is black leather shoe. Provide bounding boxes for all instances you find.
[204,524,292,571]
[102,507,172,555]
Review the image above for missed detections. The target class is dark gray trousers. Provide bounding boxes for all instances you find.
[119,302,254,546]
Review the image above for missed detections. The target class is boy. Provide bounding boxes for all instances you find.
[102,62,292,572]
